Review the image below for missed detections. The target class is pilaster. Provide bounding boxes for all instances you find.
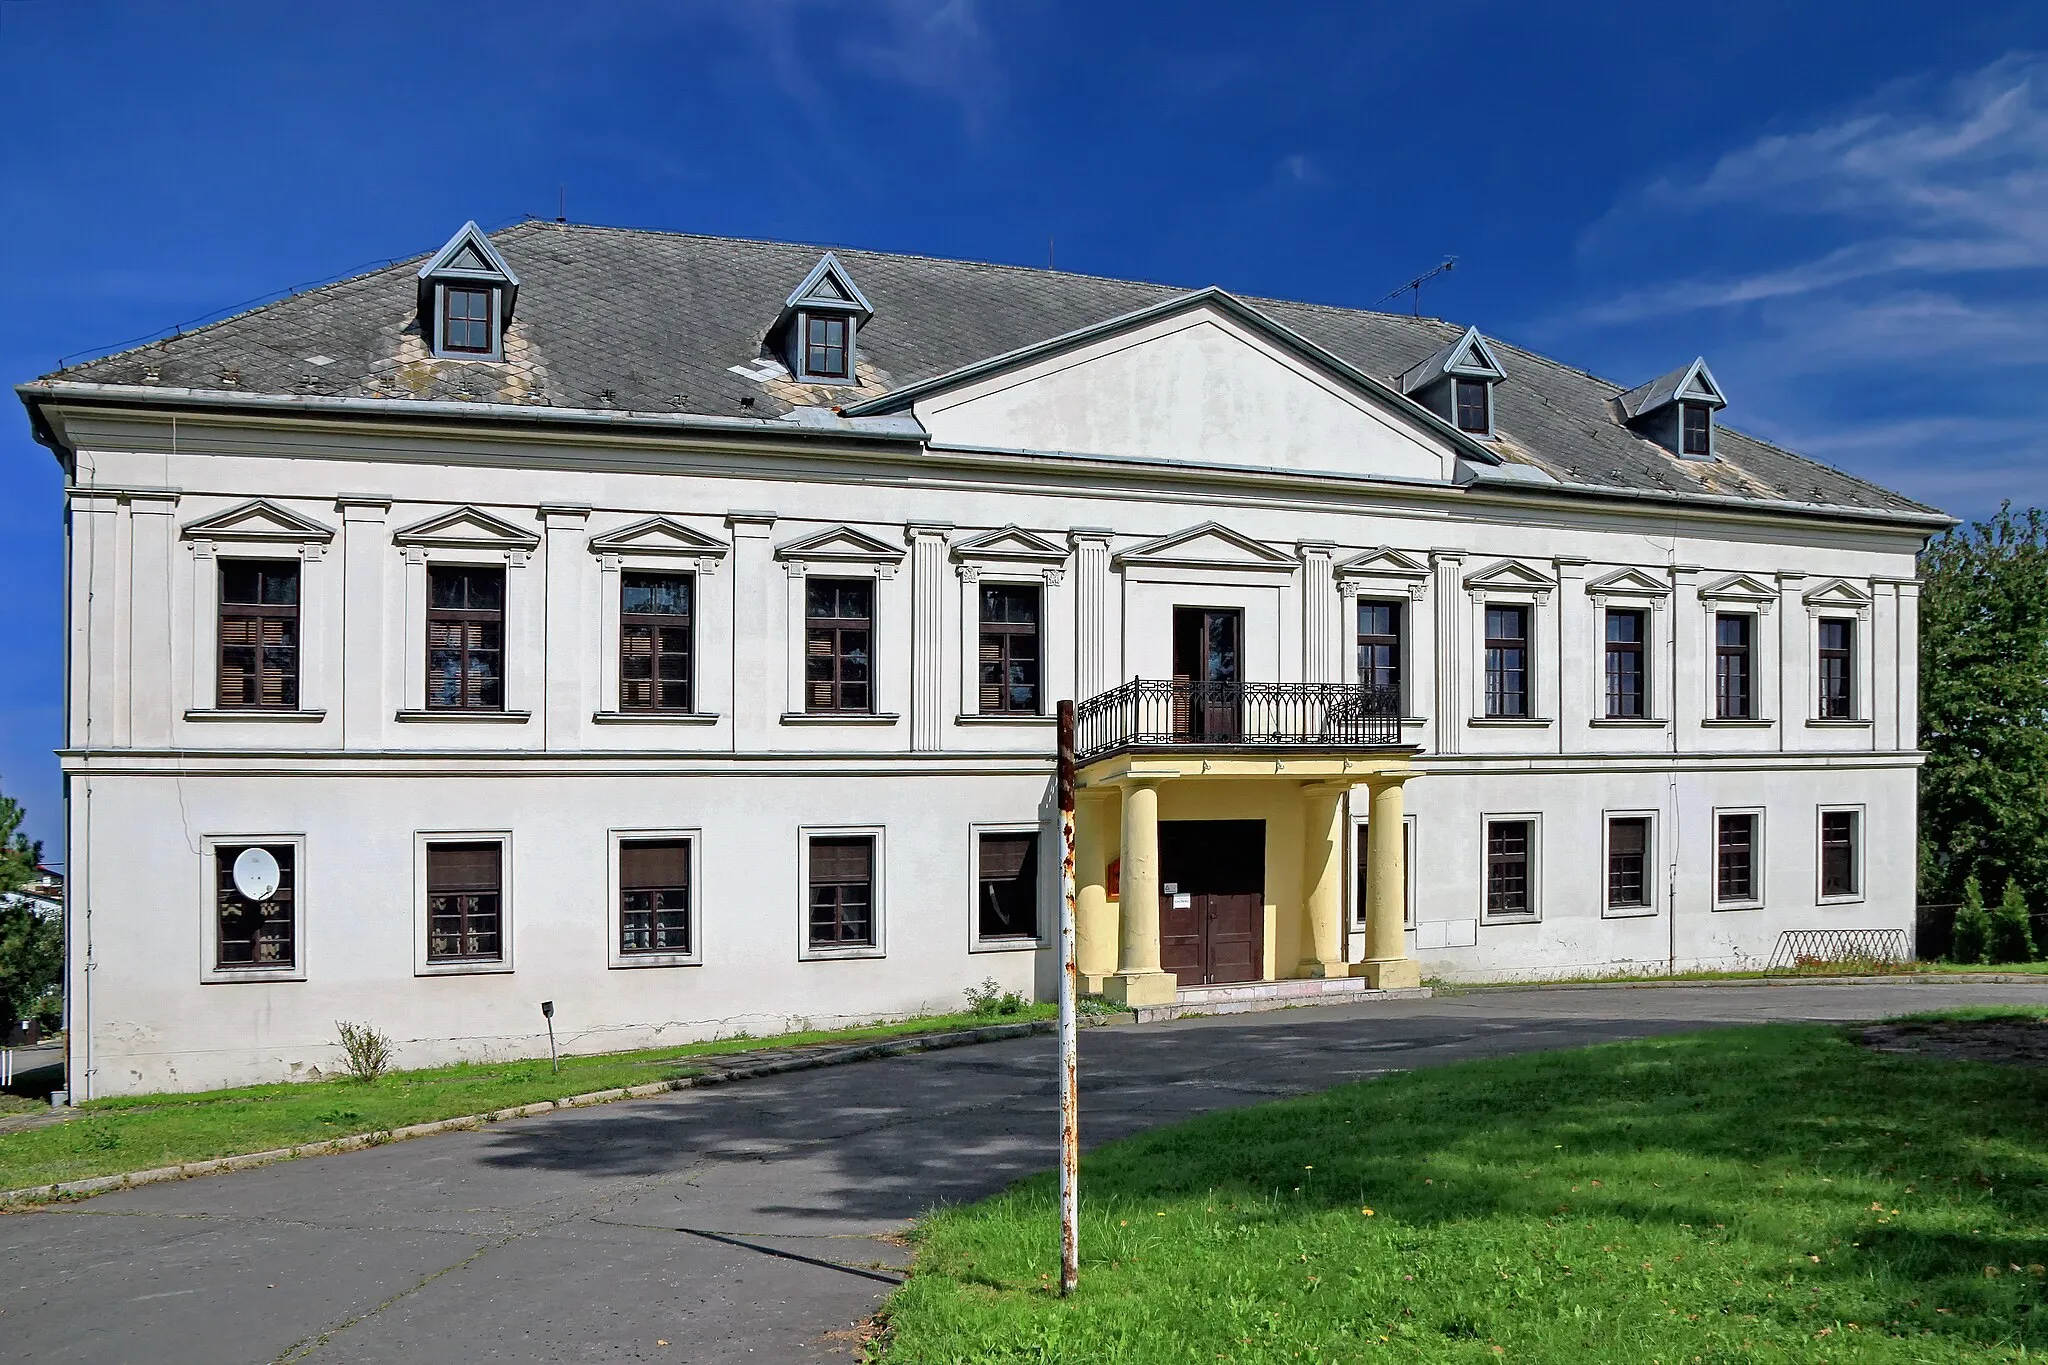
[1430,550,1465,753]
[1298,541,1337,684]
[1552,555,1587,752]
[907,522,951,751]
[125,493,178,747]
[726,511,777,750]
[337,496,390,747]
[1069,529,1114,700]
[540,504,591,750]
[1777,571,1807,752]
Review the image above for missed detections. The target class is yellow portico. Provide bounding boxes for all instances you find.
[1070,678,1419,1008]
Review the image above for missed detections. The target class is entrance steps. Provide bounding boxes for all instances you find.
[1128,975,1433,1024]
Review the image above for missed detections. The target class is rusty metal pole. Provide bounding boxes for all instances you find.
[1056,699,1080,1296]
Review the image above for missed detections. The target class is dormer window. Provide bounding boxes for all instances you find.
[1454,377,1490,434]
[1681,401,1712,456]
[416,221,520,362]
[442,287,496,355]
[804,314,851,380]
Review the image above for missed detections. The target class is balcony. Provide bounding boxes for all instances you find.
[1074,680,1404,762]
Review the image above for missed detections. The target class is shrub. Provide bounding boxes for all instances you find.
[1990,878,2038,963]
[965,978,1026,1018]
[1951,876,1992,965]
[334,1020,394,1083]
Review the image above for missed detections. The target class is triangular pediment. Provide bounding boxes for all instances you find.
[181,498,334,544]
[588,516,729,559]
[1700,572,1778,602]
[775,524,905,563]
[1463,558,1558,591]
[1802,577,1872,608]
[1679,360,1724,404]
[1446,329,1506,380]
[392,505,541,550]
[783,252,874,317]
[952,525,1068,565]
[1114,522,1296,572]
[1585,566,1670,598]
[1336,546,1429,580]
[417,221,518,286]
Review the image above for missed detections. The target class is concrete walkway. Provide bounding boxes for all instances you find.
[2,980,2043,1364]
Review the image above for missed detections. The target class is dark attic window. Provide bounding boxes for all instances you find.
[1681,401,1712,456]
[1454,377,1490,434]
[442,287,495,355]
[803,314,850,380]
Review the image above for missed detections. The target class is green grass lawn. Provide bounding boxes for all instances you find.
[877,1009,2048,1363]
[0,1004,1051,1195]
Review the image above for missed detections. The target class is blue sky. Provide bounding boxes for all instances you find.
[2,0,2044,852]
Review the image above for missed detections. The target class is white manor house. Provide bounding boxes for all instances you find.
[18,221,1946,1096]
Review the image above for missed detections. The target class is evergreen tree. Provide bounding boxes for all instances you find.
[0,791,54,1027]
[1990,878,2037,964]
[1951,875,1991,965]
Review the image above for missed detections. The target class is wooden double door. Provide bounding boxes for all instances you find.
[1159,819,1264,987]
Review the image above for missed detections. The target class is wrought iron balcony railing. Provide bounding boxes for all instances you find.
[1074,679,1404,761]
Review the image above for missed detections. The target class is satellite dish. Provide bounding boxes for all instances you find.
[232,848,280,902]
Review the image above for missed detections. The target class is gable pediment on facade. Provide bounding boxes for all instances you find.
[774,524,906,565]
[181,498,335,544]
[1802,577,1873,609]
[951,525,1069,567]
[1699,571,1778,603]
[1113,522,1296,573]
[848,291,1483,484]
[588,516,729,560]
[1584,566,1670,599]
[1463,558,1557,593]
[392,505,541,551]
[1335,546,1430,582]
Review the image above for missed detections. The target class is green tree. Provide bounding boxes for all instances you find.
[1990,878,2037,964]
[0,791,55,1028]
[1950,876,1991,965]
[1919,505,2048,941]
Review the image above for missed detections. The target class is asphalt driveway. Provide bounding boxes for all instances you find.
[4,980,2044,1364]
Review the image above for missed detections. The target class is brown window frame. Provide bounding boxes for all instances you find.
[217,559,301,711]
[1453,377,1490,433]
[1681,401,1712,456]
[978,581,1042,715]
[426,841,504,962]
[441,285,495,355]
[1817,617,1854,720]
[620,571,693,713]
[976,830,1041,942]
[1714,612,1753,719]
[802,313,851,380]
[214,843,297,970]
[1606,816,1652,913]
[619,837,692,956]
[1603,607,1646,719]
[1715,812,1760,905]
[1820,809,1859,899]
[427,564,506,711]
[805,577,874,714]
[1356,599,1402,694]
[1484,604,1529,717]
[1484,817,1535,919]
[806,833,878,951]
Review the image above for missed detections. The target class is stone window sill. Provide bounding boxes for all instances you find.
[185,708,327,723]
[1468,717,1553,728]
[780,712,902,726]
[396,709,532,723]
[592,711,722,725]
[1589,717,1669,728]
[955,713,1058,726]
[1701,718,1773,728]
[1805,718,1872,729]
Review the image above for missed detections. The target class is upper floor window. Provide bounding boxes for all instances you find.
[1484,605,1529,717]
[218,560,300,710]
[1714,613,1752,719]
[1604,608,1645,719]
[806,578,873,713]
[1357,600,1402,694]
[978,583,1041,715]
[621,571,692,713]
[442,286,495,355]
[1453,377,1490,434]
[1817,618,1854,719]
[1681,401,1713,457]
[801,314,851,381]
[428,565,504,711]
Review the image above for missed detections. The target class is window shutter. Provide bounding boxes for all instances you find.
[428,842,501,892]
[979,833,1035,883]
[1610,819,1645,858]
[621,840,689,890]
[810,837,872,884]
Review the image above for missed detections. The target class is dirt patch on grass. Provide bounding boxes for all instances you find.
[1860,1018,2048,1066]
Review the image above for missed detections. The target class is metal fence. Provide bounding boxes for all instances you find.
[1074,680,1403,761]
[1765,927,1913,971]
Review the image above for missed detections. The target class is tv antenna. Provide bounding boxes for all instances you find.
[1378,257,1457,316]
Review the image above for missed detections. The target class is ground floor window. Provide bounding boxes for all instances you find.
[808,834,877,950]
[1484,818,1536,919]
[427,841,503,961]
[1819,809,1860,900]
[620,838,691,955]
[1606,816,1651,913]
[1353,819,1414,928]
[1716,812,1762,906]
[215,843,296,970]
[976,830,1039,942]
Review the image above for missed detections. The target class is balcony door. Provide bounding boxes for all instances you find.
[1172,606,1242,742]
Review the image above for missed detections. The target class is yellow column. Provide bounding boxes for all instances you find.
[1300,782,1349,978]
[1106,777,1177,1006]
[1075,787,1120,993]
[1360,775,1421,989]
